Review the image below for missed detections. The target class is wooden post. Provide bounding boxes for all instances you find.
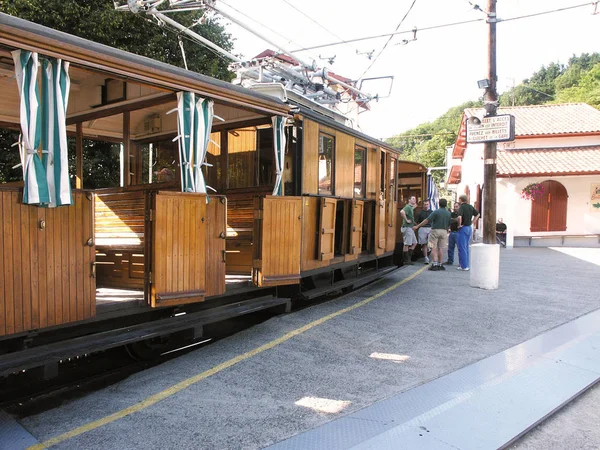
[483,0,498,244]
[123,111,131,187]
[76,122,83,189]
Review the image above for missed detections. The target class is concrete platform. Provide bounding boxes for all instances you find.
[1,247,600,450]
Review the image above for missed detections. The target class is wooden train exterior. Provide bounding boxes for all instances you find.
[0,14,426,374]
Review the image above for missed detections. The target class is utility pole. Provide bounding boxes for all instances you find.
[482,0,498,244]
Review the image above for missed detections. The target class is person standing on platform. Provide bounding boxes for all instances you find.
[416,200,433,264]
[456,194,480,271]
[445,202,460,265]
[496,218,507,248]
[413,198,451,271]
[400,195,418,265]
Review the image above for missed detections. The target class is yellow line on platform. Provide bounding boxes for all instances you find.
[28,266,427,450]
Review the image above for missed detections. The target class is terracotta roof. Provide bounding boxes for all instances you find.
[497,146,600,177]
[447,165,462,184]
[452,116,468,159]
[464,103,600,137]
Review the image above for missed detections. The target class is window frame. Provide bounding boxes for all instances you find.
[318,132,335,196]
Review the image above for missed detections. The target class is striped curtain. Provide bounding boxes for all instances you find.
[176,92,196,192]
[12,50,49,205]
[427,174,439,210]
[271,116,286,196]
[42,57,72,207]
[193,97,214,194]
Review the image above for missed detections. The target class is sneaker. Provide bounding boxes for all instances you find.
[428,265,439,271]
[424,257,430,264]
[438,264,446,271]
[456,267,470,271]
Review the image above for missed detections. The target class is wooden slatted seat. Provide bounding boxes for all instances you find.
[94,191,146,289]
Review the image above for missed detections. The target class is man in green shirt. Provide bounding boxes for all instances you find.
[414,198,452,271]
[400,195,418,265]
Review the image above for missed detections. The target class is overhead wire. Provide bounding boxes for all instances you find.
[290,1,596,54]
[219,0,308,57]
[278,0,365,56]
[357,0,418,81]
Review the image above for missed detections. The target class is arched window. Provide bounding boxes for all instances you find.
[530,180,568,232]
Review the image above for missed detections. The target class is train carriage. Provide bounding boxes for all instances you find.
[0,13,426,375]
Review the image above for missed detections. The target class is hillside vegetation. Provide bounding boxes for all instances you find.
[387,53,600,177]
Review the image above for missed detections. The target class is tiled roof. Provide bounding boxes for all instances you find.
[464,103,600,136]
[497,146,600,176]
[447,165,462,184]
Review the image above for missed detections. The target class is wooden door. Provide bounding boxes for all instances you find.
[348,200,364,260]
[150,191,207,307]
[386,156,398,252]
[530,180,568,232]
[205,196,227,297]
[0,190,95,337]
[319,197,337,262]
[253,196,303,287]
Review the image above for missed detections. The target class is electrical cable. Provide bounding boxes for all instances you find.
[290,1,596,54]
[358,0,418,81]
[278,0,364,56]
[219,0,307,56]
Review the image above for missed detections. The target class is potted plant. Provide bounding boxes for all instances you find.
[520,182,544,200]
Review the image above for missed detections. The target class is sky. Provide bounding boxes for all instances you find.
[206,0,599,139]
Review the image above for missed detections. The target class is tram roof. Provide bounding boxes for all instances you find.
[0,13,290,117]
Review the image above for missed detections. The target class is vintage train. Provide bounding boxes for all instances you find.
[0,13,427,376]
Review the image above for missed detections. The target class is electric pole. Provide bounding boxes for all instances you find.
[482,0,498,244]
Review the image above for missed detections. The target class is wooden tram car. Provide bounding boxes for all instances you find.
[0,14,427,376]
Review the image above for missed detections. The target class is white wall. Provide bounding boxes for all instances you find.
[498,175,600,246]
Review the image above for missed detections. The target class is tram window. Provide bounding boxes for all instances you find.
[380,152,386,200]
[228,127,257,189]
[0,128,24,184]
[204,131,221,192]
[318,133,334,195]
[354,145,366,198]
[389,158,397,202]
[257,127,274,186]
[82,139,122,189]
[137,139,179,185]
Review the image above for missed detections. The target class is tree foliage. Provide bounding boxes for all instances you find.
[500,53,600,108]
[386,101,481,182]
[0,0,235,81]
[387,53,600,177]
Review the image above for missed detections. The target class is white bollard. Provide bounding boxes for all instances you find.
[470,243,500,290]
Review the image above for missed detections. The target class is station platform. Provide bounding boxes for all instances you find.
[1,247,600,450]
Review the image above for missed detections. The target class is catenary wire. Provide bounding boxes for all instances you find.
[290,1,595,54]
[357,0,418,81]
[279,0,364,56]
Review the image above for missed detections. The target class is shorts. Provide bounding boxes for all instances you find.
[418,227,431,244]
[401,227,417,246]
[428,229,449,249]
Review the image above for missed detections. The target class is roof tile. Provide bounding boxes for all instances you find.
[497,146,600,176]
[465,103,600,136]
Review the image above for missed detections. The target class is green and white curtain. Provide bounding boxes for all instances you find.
[12,50,72,207]
[272,116,286,196]
[176,92,214,194]
[42,58,72,207]
[12,50,49,205]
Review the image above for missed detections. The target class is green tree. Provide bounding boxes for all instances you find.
[0,0,235,81]
[554,65,600,109]
[386,101,481,182]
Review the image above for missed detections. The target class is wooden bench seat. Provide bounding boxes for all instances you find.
[95,191,146,289]
[225,193,255,274]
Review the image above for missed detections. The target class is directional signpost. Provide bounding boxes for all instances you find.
[466,114,515,143]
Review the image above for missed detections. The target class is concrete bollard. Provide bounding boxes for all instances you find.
[470,243,500,290]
